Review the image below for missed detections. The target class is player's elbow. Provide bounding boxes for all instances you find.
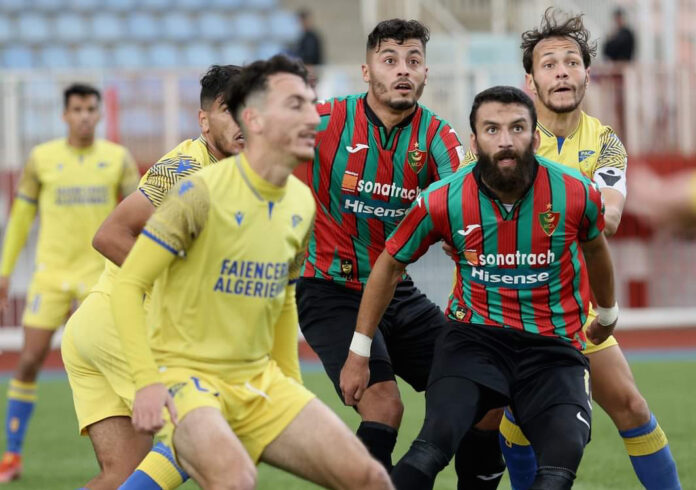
[92,225,111,256]
[603,220,619,237]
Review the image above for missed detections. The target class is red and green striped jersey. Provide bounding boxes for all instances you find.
[302,93,464,290]
[386,156,605,349]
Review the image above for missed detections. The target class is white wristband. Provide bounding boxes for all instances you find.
[349,332,372,357]
[596,302,619,326]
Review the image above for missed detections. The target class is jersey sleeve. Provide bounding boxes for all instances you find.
[458,148,478,170]
[141,176,210,256]
[138,156,198,207]
[314,99,332,145]
[579,180,605,241]
[428,120,465,179]
[16,151,40,203]
[119,149,140,196]
[593,128,627,196]
[385,193,442,263]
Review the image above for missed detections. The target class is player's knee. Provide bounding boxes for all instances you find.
[359,385,404,427]
[15,353,44,380]
[207,464,256,490]
[474,407,504,431]
[349,460,392,490]
[608,388,650,429]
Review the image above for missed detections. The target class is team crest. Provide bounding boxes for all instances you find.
[407,142,427,174]
[340,259,353,278]
[538,203,560,237]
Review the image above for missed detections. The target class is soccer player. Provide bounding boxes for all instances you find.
[344,85,616,489]
[0,83,139,482]
[60,65,244,490]
[111,55,392,490]
[297,18,505,487]
[477,11,681,489]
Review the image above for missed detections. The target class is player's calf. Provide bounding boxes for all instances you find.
[355,381,403,471]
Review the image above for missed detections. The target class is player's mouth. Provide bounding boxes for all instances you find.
[552,85,573,94]
[494,151,518,169]
[393,80,413,95]
[298,130,316,147]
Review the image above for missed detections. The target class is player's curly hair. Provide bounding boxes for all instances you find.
[200,64,242,110]
[226,55,309,127]
[521,8,597,74]
[366,19,430,52]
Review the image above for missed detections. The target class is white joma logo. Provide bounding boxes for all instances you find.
[346,143,369,153]
[457,224,481,236]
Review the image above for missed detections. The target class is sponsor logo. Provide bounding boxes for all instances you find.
[346,143,369,154]
[464,249,479,266]
[342,196,409,220]
[477,471,506,482]
[341,171,359,192]
[457,224,481,237]
[341,171,422,200]
[576,411,590,429]
[538,203,560,237]
[470,250,556,267]
[178,180,194,195]
[470,267,552,290]
[578,150,595,162]
[234,211,244,226]
[407,142,427,174]
[55,186,108,205]
[291,214,303,228]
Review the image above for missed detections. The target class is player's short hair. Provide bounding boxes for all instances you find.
[366,19,430,52]
[200,64,242,110]
[521,8,597,74]
[469,86,537,135]
[63,83,100,108]
[226,54,309,128]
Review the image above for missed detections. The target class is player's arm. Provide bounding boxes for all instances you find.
[340,194,441,405]
[594,129,628,236]
[0,154,40,309]
[112,176,209,433]
[579,181,618,344]
[429,121,466,179]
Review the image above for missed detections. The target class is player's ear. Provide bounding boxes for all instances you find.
[469,133,478,154]
[532,128,541,152]
[361,63,369,83]
[242,106,262,134]
[198,109,209,134]
[585,67,591,87]
[525,73,536,94]
[424,66,428,85]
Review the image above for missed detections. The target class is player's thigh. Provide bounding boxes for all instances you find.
[261,398,388,489]
[173,406,256,489]
[587,344,649,430]
[87,416,152,472]
[62,309,131,435]
[297,278,395,398]
[22,271,72,330]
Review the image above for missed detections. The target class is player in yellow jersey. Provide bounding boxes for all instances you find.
[61,65,244,490]
[0,83,138,482]
[458,10,681,489]
[112,55,392,490]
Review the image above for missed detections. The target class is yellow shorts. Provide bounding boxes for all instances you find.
[23,270,95,329]
[158,361,315,464]
[61,291,134,434]
[581,307,619,355]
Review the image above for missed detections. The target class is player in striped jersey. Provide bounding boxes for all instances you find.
[482,11,680,489]
[0,83,139,482]
[298,19,505,487]
[345,86,617,489]
[61,65,244,490]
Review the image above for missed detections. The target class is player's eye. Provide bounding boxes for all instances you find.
[486,127,497,134]
[409,58,421,65]
[513,125,524,132]
[384,58,394,64]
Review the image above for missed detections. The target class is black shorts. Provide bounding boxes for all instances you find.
[429,322,591,426]
[297,277,447,400]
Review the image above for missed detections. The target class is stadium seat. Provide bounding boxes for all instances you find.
[220,44,253,65]
[162,12,195,42]
[140,0,169,12]
[54,13,88,43]
[198,12,230,42]
[2,45,34,68]
[91,13,124,42]
[0,0,24,13]
[267,10,301,43]
[183,42,219,68]
[18,14,51,44]
[232,12,266,42]
[128,13,160,42]
[113,44,146,68]
[69,0,100,12]
[0,16,13,43]
[75,45,108,67]
[103,0,134,11]
[148,43,180,67]
[256,41,285,60]
[39,45,73,68]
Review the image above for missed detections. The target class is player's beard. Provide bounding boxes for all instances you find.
[371,79,425,111]
[477,142,536,194]
[535,76,587,114]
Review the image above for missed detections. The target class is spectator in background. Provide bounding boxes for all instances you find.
[295,9,324,66]
[603,8,635,61]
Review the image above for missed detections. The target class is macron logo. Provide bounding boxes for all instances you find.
[457,224,481,237]
[346,143,369,154]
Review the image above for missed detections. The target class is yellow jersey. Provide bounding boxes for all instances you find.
[1,138,138,279]
[91,136,218,295]
[113,154,315,389]
[460,112,628,196]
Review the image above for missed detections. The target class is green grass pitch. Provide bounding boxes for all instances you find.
[1,360,694,489]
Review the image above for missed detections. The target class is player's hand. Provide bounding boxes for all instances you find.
[132,383,178,434]
[339,351,370,406]
[0,276,10,312]
[442,243,458,261]
[586,317,617,346]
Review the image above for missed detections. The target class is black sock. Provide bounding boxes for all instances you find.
[455,428,506,489]
[529,466,575,490]
[391,460,434,490]
[356,421,398,471]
